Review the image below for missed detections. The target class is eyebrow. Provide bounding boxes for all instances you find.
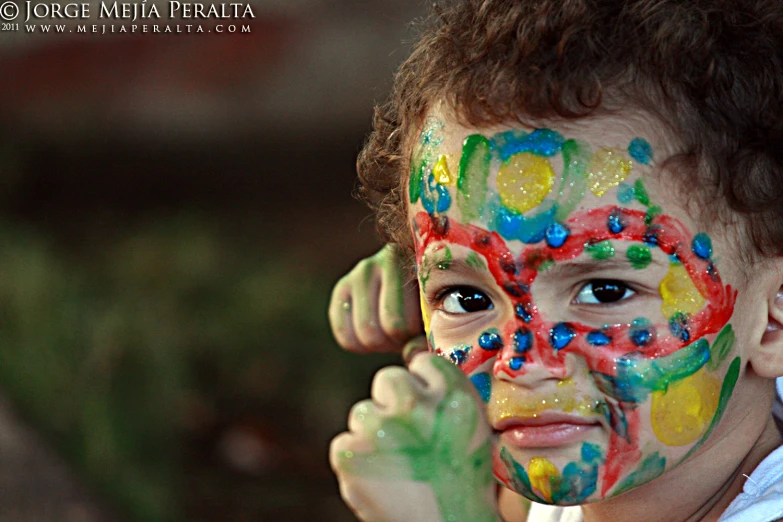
[540,255,665,279]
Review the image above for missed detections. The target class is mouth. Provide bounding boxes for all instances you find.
[494,413,602,448]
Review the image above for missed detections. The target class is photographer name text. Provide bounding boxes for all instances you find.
[23,1,255,23]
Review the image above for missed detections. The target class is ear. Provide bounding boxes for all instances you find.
[751,282,783,379]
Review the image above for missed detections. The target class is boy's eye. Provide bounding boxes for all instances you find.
[441,287,494,314]
[574,279,635,305]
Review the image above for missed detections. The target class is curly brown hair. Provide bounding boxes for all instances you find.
[356,0,783,263]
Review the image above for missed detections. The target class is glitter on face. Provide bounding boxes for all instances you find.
[496,153,556,214]
[409,124,738,505]
[470,372,492,403]
[585,240,615,260]
[487,379,597,422]
[545,223,570,249]
[660,262,707,318]
[588,148,633,197]
[549,323,576,350]
[479,330,504,351]
[617,182,635,204]
[513,328,534,353]
[650,367,720,446]
[450,347,470,365]
[626,245,652,269]
[586,331,612,346]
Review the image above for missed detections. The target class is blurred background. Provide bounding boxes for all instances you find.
[0,1,427,520]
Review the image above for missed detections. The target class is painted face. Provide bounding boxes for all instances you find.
[408,113,740,504]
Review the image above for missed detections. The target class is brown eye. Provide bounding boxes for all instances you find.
[442,287,494,314]
[575,279,635,304]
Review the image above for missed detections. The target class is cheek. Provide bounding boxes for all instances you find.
[649,366,721,446]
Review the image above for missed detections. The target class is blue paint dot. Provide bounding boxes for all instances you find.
[515,304,533,323]
[643,225,661,246]
[496,206,523,239]
[692,233,713,260]
[545,222,570,248]
[514,328,533,353]
[549,323,576,350]
[470,372,492,403]
[668,313,691,342]
[509,357,525,371]
[628,137,654,165]
[479,331,503,351]
[629,318,655,347]
[586,331,612,346]
[608,209,626,234]
[450,348,469,365]
[617,183,635,204]
[707,262,718,281]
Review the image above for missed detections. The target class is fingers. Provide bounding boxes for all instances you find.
[354,261,400,351]
[378,247,423,344]
[329,275,362,351]
[402,336,429,365]
[329,245,423,354]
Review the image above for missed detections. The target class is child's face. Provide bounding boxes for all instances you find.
[407,109,754,504]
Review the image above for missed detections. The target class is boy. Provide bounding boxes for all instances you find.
[329,1,783,520]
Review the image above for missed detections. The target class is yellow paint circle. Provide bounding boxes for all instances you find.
[651,368,720,446]
[496,153,555,213]
[659,262,706,318]
[588,148,633,197]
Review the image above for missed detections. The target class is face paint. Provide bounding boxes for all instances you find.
[588,148,633,197]
[408,121,738,504]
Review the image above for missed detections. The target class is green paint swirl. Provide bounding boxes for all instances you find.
[457,135,491,222]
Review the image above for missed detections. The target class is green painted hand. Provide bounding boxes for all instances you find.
[330,353,497,522]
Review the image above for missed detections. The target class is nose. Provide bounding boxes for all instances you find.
[493,321,576,387]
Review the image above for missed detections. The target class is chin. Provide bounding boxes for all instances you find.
[492,437,609,504]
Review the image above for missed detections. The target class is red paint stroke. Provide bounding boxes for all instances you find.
[414,205,736,493]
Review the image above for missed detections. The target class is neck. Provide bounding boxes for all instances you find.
[582,414,781,522]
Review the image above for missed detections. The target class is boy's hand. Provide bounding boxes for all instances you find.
[329,244,424,354]
[330,353,497,522]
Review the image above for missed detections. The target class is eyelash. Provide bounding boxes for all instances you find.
[431,279,637,315]
[434,285,494,314]
[573,279,637,306]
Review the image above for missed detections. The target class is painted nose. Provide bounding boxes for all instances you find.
[493,323,576,387]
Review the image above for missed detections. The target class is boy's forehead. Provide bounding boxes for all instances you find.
[415,106,674,157]
[408,108,700,237]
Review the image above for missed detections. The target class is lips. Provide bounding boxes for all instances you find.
[494,413,602,448]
